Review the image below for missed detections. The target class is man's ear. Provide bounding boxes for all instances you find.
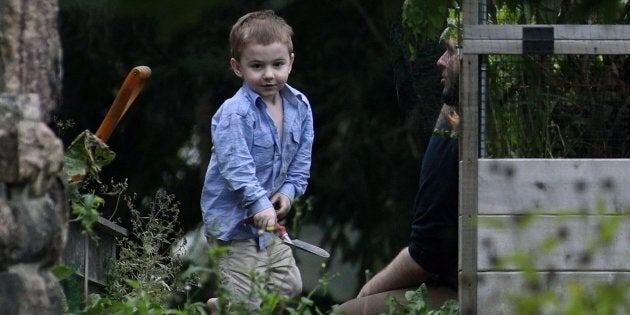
[230,58,242,78]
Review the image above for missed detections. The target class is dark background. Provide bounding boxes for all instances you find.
[54,0,630,305]
[54,0,445,301]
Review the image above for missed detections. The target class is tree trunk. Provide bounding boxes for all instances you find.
[0,0,66,314]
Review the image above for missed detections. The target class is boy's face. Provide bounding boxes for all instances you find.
[230,42,294,103]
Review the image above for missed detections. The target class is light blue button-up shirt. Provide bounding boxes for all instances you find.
[201,83,314,249]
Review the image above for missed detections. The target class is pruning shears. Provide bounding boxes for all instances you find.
[243,218,330,258]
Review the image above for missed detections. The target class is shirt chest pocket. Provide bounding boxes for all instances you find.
[251,130,275,167]
[284,123,301,159]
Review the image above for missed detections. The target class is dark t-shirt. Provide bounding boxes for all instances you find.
[408,135,459,289]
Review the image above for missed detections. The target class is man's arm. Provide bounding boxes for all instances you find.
[336,246,455,314]
[357,247,431,297]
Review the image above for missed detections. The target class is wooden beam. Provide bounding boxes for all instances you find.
[459,2,480,314]
[478,214,630,270]
[465,25,630,40]
[478,271,630,314]
[478,159,630,215]
[464,25,630,55]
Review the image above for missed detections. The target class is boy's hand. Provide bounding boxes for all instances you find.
[253,207,277,229]
[270,193,291,219]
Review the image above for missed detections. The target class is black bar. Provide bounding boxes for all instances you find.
[523,27,554,54]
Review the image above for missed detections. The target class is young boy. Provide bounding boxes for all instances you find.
[200,10,314,312]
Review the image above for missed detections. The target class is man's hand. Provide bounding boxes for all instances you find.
[253,207,277,229]
[446,109,460,132]
[270,193,291,219]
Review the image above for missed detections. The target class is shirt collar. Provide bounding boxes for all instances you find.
[241,82,304,108]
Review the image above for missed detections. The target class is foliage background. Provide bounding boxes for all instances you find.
[54,0,447,302]
[53,0,630,305]
[484,0,630,158]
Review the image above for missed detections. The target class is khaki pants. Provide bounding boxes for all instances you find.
[214,237,302,310]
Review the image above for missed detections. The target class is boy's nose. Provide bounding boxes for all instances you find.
[263,67,274,79]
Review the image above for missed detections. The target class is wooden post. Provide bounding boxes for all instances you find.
[460,1,480,314]
[460,1,630,314]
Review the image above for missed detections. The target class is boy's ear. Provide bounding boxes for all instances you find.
[230,58,242,78]
[288,52,295,72]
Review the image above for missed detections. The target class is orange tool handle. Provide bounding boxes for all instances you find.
[95,66,151,143]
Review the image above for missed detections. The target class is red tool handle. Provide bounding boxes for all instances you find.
[274,223,287,238]
[243,218,287,238]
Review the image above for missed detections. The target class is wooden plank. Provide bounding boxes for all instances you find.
[478,159,630,215]
[464,40,523,55]
[96,216,128,237]
[465,25,533,40]
[459,3,480,313]
[461,0,481,26]
[460,4,480,314]
[465,25,630,40]
[555,24,630,40]
[459,51,480,314]
[464,25,630,55]
[477,215,630,271]
[555,40,630,54]
[465,40,630,55]
[478,271,630,314]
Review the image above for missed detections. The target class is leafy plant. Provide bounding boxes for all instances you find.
[286,263,336,315]
[69,191,104,238]
[402,0,459,58]
[64,129,117,239]
[383,284,459,315]
[72,190,209,315]
[64,129,116,181]
[61,175,453,315]
[105,190,189,303]
[207,251,335,314]
[82,279,207,315]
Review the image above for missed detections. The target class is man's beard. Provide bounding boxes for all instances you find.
[441,82,459,106]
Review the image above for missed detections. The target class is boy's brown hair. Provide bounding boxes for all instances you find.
[229,10,294,60]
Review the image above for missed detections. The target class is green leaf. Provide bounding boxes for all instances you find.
[125,279,141,289]
[52,264,75,281]
[64,129,115,182]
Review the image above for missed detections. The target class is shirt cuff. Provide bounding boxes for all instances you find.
[248,196,274,217]
[277,184,296,201]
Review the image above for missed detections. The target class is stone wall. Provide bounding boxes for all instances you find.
[0,94,66,314]
[0,0,66,313]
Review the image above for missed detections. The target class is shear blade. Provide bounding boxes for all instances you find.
[289,239,330,258]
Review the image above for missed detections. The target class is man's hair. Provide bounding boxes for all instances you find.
[229,10,294,60]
